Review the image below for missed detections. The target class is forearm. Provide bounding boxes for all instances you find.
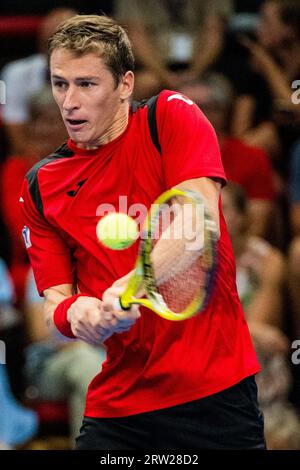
[190,13,225,76]
[44,284,73,332]
[260,58,292,102]
[174,178,221,237]
[231,96,256,136]
[151,206,203,285]
[190,34,223,77]
[152,184,219,285]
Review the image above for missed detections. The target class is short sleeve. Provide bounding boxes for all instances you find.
[156,91,227,188]
[20,178,75,295]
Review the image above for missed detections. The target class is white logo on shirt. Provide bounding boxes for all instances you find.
[22,226,32,249]
[167,94,193,105]
[19,196,24,203]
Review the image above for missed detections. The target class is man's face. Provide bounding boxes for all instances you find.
[50,49,132,148]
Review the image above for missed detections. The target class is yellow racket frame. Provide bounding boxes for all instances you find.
[118,188,217,321]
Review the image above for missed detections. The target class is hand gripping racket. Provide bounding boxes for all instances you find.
[113,188,218,321]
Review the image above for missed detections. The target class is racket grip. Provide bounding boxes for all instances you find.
[112,297,132,311]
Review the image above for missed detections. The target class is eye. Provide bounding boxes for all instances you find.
[53,80,68,90]
[79,81,95,88]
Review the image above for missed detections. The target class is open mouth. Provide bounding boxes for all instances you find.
[66,119,87,127]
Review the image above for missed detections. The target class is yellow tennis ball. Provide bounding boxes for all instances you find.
[96,213,138,250]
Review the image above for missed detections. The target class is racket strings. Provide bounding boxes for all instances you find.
[158,257,207,313]
[150,196,211,314]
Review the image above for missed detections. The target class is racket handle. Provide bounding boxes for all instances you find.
[112,297,131,311]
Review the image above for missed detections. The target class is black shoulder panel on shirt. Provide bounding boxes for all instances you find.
[131,94,161,155]
[26,142,74,217]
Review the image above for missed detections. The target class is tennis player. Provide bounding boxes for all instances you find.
[20,15,265,449]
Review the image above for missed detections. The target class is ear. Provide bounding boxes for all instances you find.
[119,71,134,101]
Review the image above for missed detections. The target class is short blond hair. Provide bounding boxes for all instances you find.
[48,15,134,85]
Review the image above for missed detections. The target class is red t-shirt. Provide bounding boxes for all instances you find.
[20,90,260,418]
[221,137,276,200]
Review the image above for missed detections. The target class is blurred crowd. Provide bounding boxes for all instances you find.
[0,0,300,450]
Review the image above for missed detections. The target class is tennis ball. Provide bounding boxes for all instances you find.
[96,212,138,250]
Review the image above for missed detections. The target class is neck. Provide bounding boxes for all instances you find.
[98,103,130,146]
[78,101,130,150]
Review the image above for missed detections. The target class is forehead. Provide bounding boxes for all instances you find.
[50,49,107,77]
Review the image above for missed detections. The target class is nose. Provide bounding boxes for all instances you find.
[63,85,80,113]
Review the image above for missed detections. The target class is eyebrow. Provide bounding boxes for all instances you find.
[51,75,99,81]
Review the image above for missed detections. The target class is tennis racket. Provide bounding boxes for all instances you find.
[112,188,218,321]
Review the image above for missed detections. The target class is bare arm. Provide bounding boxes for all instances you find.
[102,177,221,308]
[247,320,289,354]
[43,283,73,333]
[174,177,221,236]
[152,177,220,284]
[240,37,293,103]
[231,95,256,137]
[189,14,226,78]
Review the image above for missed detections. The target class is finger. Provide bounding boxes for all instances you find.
[86,306,117,329]
[102,286,125,305]
[76,315,103,337]
[71,310,111,339]
[113,306,141,321]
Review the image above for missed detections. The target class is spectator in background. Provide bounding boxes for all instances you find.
[23,269,106,446]
[288,140,300,341]
[1,86,66,305]
[1,7,75,154]
[289,140,300,237]
[288,140,300,418]
[222,182,300,450]
[222,183,286,329]
[114,0,233,99]
[179,73,276,238]
[0,258,38,449]
[231,0,300,166]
